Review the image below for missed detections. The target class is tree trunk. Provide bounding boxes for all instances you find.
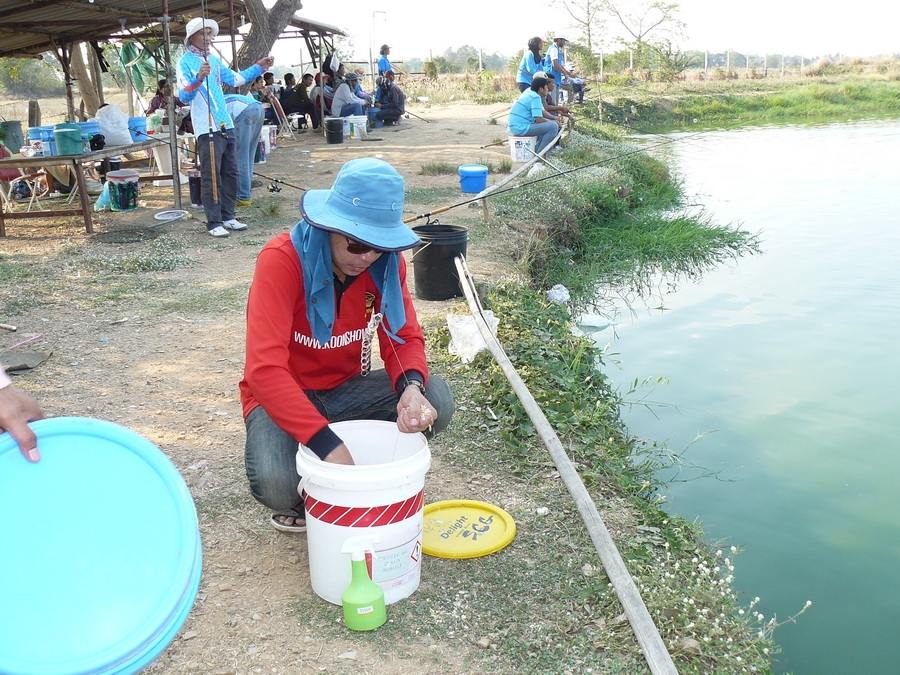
[71,42,101,118]
[235,0,302,70]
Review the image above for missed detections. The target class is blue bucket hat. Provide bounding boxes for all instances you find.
[300,158,420,251]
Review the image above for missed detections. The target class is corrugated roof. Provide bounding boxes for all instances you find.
[0,0,345,58]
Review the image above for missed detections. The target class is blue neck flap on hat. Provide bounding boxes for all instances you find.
[290,219,407,346]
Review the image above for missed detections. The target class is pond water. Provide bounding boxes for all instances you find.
[591,120,900,673]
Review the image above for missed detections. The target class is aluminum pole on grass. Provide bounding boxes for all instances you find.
[161,0,182,209]
[452,255,678,675]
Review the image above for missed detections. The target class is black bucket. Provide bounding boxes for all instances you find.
[325,118,344,144]
[411,224,468,300]
[188,171,202,208]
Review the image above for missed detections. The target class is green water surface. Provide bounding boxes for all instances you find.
[595,121,900,673]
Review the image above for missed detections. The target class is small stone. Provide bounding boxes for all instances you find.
[218,583,233,592]
[475,637,491,649]
[247,645,259,655]
[612,613,628,625]
[181,630,198,641]
[581,563,596,577]
[674,636,702,655]
[536,507,550,516]
[251,613,262,621]
[287,555,300,564]
[337,650,358,660]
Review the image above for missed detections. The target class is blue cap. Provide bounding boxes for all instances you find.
[300,158,420,252]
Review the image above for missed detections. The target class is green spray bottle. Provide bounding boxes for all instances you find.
[340,536,387,631]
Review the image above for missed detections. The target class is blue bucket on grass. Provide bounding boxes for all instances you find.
[458,163,488,193]
[0,417,202,674]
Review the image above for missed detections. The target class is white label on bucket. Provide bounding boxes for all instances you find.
[373,530,422,585]
[357,606,374,615]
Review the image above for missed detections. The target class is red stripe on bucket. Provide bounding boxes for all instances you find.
[305,489,424,527]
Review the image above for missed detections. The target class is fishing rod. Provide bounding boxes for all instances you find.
[403,129,710,224]
[131,129,308,193]
[404,109,430,123]
[199,3,219,204]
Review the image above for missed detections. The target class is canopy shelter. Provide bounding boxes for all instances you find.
[0,0,344,220]
[0,1,345,59]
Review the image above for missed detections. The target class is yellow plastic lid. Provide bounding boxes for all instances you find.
[422,499,516,559]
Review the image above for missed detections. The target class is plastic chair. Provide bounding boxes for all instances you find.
[0,169,48,212]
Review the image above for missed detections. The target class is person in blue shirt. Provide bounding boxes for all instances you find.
[224,93,264,207]
[178,16,273,237]
[546,34,577,105]
[377,44,393,77]
[516,37,544,92]
[507,75,559,153]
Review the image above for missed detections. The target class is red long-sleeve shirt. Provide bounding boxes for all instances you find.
[239,233,428,447]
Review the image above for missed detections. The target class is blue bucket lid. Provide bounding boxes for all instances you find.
[458,163,488,176]
[0,417,202,674]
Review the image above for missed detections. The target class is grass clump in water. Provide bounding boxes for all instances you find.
[491,131,758,300]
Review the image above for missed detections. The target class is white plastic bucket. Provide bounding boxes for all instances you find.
[347,115,368,139]
[258,126,272,157]
[509,135,537,163]
[263,124,277,150]
[296,420,431,606]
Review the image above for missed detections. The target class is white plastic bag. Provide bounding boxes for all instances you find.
[447,312,499,364]
[95,104,134,146]
[546,284,571,304]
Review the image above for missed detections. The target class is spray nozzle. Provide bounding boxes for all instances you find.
[340,535,378,561]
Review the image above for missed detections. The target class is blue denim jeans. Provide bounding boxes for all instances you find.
[232,102,264,201]
[339,102,365,116]
[527,121,559,152]
[244,370,455,512]
[197,129,238,229]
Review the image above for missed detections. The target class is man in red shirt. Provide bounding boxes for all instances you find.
[240,158,454,532]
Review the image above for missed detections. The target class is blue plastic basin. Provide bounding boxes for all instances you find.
[0,417,202,674]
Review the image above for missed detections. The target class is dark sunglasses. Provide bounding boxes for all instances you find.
[345,236,385,255]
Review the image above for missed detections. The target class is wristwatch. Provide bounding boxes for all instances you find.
[404,380,426,395]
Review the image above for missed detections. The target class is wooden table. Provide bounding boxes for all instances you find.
[0,139,171,237]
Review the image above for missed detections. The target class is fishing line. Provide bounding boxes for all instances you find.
[130,128,308,192]
[404,129,711,224]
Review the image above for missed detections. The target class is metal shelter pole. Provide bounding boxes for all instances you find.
[161,0,182,208]
[318,33,326,138]
[228,0,238,67]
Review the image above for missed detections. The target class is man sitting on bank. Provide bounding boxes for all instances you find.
[240,158,455,532]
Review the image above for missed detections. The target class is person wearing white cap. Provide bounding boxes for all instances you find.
[507,75,560,153]
[177,16,274,237]
[546,33,577,105]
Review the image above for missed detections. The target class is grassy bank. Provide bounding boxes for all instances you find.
[592,75,900,132]
[491,130,758,302]
[435,129,772,670]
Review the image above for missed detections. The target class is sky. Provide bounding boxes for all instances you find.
[262,0,900,66]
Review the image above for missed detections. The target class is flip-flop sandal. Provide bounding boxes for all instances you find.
[270,509,307,534]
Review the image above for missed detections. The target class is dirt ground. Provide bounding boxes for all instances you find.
[1,103,533,673]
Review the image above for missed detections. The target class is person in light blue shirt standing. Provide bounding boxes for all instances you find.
[507,75,559,153]
[178,16,273,237]
[377,45,393,77]
[516,37,544,92]
[224,93,264,207]
[546,33,576,105]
